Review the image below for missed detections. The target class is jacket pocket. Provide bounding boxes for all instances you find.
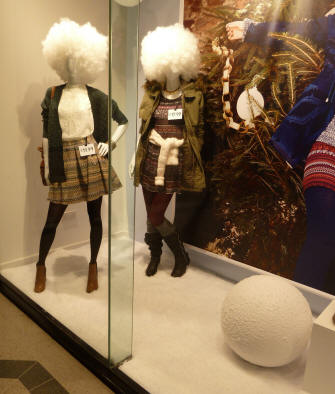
[139,104,152,120]
[184,96,200,126]
[286,95,329,125]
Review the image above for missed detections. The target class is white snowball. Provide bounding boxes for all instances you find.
[221,275,313,367]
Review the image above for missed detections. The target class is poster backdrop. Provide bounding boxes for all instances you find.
[176,0,335,293]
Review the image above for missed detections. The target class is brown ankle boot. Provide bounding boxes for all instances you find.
[86,263,98,293]
[34,264,46,293]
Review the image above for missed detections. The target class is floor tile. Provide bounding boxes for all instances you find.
[0,378,29,394]
[0,294,113,393]
[31,378,69,394]
[0,360,35,379]
[20,362,52,390]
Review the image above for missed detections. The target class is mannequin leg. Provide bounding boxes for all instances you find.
[34,202,68,292]
[294,187,335,292]
[142,188,163,276]
[155,217,190,277]
[86,197,103,293]
[146,191,190,277]
[146,192,173,228]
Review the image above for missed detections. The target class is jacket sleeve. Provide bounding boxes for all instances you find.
[245,16,329,49]
[111,99,128,125]
[41,87,52,138]
[100,92,108,143]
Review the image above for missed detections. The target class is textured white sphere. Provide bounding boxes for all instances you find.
[221,275,313,367]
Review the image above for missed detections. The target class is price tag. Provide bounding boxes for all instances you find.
[79,144,96,157]
[168,109,183,120]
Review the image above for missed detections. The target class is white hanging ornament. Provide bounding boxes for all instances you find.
[237,86,264,127]
[114,0,142,6]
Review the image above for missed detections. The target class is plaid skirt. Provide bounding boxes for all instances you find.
[48,134,121,204]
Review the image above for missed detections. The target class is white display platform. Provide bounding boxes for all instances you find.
[0,238,322,393]
[0,236,132,358]
[120,242,309,394]
[303,300,335,394]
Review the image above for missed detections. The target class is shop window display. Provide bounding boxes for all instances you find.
[1,0,335,392]
[0,0,136,366]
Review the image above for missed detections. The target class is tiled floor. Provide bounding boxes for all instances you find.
[0,360,67,393]
[0,293,113,394]
[0,236,132,359]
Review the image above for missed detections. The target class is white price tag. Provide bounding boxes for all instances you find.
[168,109,183,120]
[79,144,96,157]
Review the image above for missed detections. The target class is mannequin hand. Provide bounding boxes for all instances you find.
[45,165,51,186]
[226,21,244,41]
[42,138,50,185]
[98,142,108,156]
[128,154,135,179]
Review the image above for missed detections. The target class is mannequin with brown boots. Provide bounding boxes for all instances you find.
[35,19,128,293]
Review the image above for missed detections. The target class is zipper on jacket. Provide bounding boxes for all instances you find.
[326,80,335,103]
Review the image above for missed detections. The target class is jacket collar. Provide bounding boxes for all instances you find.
[146,79,197,99]
[54,83,96,107]
[53,83,66,103]
[181,80,197,98]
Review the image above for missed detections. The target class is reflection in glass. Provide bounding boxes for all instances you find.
[108,0,138,365]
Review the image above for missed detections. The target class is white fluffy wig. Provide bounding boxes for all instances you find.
[42,19,108,84]
[141,23,200,83]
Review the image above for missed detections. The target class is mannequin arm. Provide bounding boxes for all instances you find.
[98,123,128,156]
[111,123,128,147]
[244,17,329,49]
[128,136,140,179]
[227,16,330,49]
[42,138,50,185]
[98,99,128,156]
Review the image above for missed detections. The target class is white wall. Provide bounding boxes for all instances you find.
[0,0,114,264]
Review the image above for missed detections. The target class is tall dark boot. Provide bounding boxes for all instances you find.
[163,231,190,277]
[144,232,163,276]
[156,219,190,277]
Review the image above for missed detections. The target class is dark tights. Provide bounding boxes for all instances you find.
[37,197,103,266]
[294,187,335,292]
[142,188,173,227]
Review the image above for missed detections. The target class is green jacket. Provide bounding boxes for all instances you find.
[134,80,206,192]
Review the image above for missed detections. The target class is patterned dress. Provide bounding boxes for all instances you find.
[48,134,121,204]
[141,95,184,194]
[303,115,335,193]
[47,85,123,204]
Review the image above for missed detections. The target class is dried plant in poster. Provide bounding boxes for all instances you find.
[182,0,335,279]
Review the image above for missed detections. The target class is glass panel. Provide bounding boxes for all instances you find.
[108,0,138,365]
[0,0,110,358]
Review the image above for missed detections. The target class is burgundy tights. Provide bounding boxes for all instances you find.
[142,188,173,227]
[37,197,103,266]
